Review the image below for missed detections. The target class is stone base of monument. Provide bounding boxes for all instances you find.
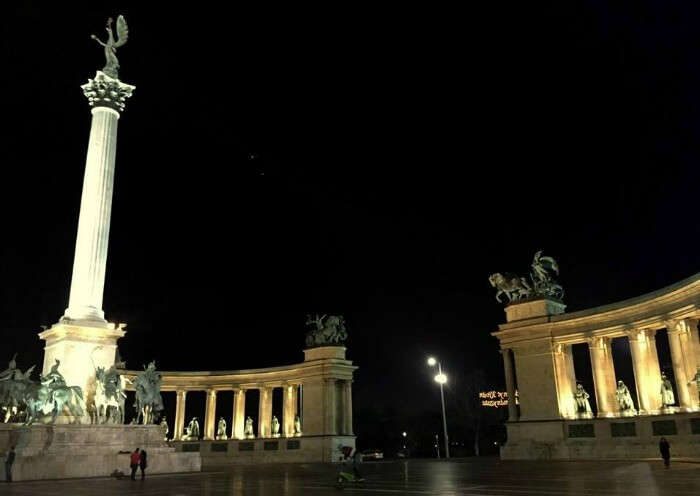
[501,411,700,460]
[0,423,200,481]
[173,435,355,466]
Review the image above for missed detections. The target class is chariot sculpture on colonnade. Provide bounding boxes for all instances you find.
[489,250,564,304]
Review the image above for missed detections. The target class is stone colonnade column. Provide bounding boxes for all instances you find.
[325,378,338,435]
[174,390,187,441]
[667,319,698,410]
[689,319,700,367]
[64,73,135,326]
[283,384,296,437]
[204,389,217,440]
[587,337,618,417]
[627,329,662,413]
[258,387,272,438]
[552,343,577,418]
[501,348,518,421]
[233,389,246,439]
[342,380,354,435]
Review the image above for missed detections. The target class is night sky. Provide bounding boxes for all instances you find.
[2,3,700,451]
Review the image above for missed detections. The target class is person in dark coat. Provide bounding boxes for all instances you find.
[139,449,148,480]
[130,448,140,480]
[4,446,15,482]
[659,437,671,468]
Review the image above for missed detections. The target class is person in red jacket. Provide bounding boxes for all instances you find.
[130,448,140,480]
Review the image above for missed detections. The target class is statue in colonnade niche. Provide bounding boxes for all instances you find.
[160,416,169,440]
[574,384,592,418]
[244,416,255,438]
[271,415,280,437]
[216,417,227,440]
[294,415,302,436]
[615,380,636,416]
[183,417,200,440]
[688,367,700,402]
[660,373,675,407]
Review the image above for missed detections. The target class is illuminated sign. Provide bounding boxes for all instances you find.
[479,390,519,408]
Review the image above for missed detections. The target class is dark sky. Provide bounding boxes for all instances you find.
[2,3,699,425]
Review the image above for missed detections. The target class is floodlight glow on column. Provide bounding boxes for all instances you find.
[425,356,450,459]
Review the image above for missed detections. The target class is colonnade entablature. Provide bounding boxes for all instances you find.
[123,346,357,442]
[493,273,700,423]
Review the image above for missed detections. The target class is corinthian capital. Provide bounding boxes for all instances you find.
[81,71,135,112]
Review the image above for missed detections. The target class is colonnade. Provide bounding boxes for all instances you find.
[501,318,700,421]
[172,384,302,441]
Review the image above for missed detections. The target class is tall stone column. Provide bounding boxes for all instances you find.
[39,72,134,409]
[552,343,577,418]
[627,329,662,414]
[204,389,217,440]
[667,320,698,410]
[501,349,519,421]
[233,389,246,439]
[258,387,272,438]
[342,380,354,435]
[587,337,618,417]
[283,384,296,437]
[325,379,338,435]
[174,390,187,441]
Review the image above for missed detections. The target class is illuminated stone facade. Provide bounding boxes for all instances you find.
[124,346,357,464]
[493,273,700,459]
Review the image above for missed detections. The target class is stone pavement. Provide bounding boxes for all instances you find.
[3,458,700,495]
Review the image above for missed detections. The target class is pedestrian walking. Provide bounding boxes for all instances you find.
[352,447,365,481]
[130,448,140,480]
[4,446,15,482]
[659,437,671,468]
[139,449,148,480]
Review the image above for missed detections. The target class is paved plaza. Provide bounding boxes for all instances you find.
[3,458,700,495]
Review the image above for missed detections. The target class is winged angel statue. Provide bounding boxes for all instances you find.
[91,16,129,79]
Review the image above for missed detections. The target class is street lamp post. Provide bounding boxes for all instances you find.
[427,357,450,459]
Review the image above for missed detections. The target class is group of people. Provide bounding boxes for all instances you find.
[129,448,148,480]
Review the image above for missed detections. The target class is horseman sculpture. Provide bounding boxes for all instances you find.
[305,314,348,347]
[94,365,129,424]
[25,360,86,425]
[489,251,564,304]
[133,361,164,424]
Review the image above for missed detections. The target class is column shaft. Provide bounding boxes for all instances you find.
[325,379,338,435]
[65,107,121,325]
[283,385,295,437]
[204,389,217,440]
[668,323,692,410]
[502,349,518,421]
[174,390,187,441]
[689,319,700,368]
[258,387,272,438]
[588,337,617,417]
[342,380,354,435]
[552,344,577,418]
[233,390,246,439]
[628,329,661,413]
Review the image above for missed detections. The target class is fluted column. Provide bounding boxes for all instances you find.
[627,329,662,414]
[667,320,698,410]
[325,379,338,435]
[342,380,354,435]
[63,73,135,326]
[501,349,519,421]
[587,337,618,417]
[174,390,187,440]
[204,389,217,440]
[552,343,577,418]
[233,389,246,439]
[283,384,296,437]
[689,319,700,367]
[258,387,272,438]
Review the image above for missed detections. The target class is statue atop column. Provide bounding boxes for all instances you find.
[216,417,228,440]
[91,16,129,79]
[573,384,593,418]
[305,314,348,347]
[489,251,564,304]
[615,380,636,416]
[660,372,675,408]
[271,415,280,437]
